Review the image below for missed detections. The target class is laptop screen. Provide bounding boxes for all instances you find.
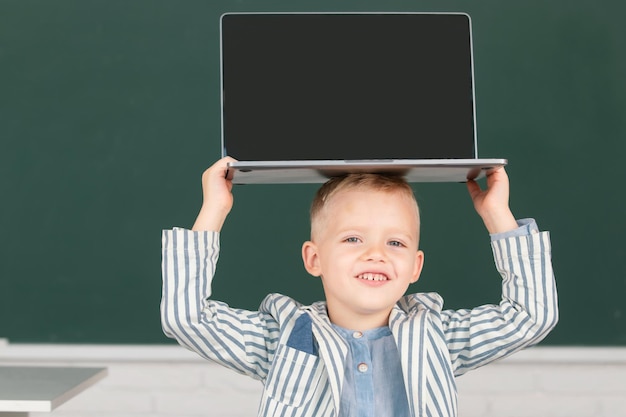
[221,13,477,161]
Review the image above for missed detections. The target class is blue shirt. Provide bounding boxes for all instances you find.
[332,324,410,417]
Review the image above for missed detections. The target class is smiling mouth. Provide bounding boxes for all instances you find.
[356,273,389,282]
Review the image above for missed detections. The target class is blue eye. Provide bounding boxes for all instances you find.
[388,240,404,247]
[345,237,360,243]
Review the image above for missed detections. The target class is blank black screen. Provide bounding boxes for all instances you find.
[221,13,476,160]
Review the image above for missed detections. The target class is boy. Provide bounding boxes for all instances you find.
[161,156,558,417]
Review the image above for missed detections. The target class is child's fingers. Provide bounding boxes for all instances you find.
[466,179,483,202]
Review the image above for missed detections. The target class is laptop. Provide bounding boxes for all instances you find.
[220,12,506,184]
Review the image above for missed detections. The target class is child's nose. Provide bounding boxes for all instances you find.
[362,243,386,262]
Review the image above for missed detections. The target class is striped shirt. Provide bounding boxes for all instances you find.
[161,221,558,417]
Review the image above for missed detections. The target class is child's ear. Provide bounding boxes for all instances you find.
[410,250,425,284]
[302,241,321,277]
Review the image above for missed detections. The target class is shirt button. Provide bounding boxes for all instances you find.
[357,363,369,373]
[353,331,363,339]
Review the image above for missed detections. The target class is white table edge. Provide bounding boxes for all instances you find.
[0,367,108,413]
[50,367,108,410]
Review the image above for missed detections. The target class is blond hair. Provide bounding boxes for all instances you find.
[310,173,420,241]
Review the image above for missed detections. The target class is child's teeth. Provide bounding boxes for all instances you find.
[360,273,386,281]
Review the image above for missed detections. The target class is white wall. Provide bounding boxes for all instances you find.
[2,343,626,417]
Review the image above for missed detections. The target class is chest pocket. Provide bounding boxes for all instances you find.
[265,343,324,407]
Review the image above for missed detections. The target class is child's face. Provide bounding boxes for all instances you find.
[302,188,424,330]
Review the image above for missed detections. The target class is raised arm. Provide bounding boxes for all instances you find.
[161,157,280,380]
[442,168,558,375]
[441,225,558,375]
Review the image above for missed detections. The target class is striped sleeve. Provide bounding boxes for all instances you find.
[160,228,280,381]
[441,229,558,376]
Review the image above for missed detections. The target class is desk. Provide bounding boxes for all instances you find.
[0,366,107,416]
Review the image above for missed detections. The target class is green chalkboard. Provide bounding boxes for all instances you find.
[1,0,624,344]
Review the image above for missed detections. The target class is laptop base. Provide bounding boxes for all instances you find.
[226,159,507,184]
